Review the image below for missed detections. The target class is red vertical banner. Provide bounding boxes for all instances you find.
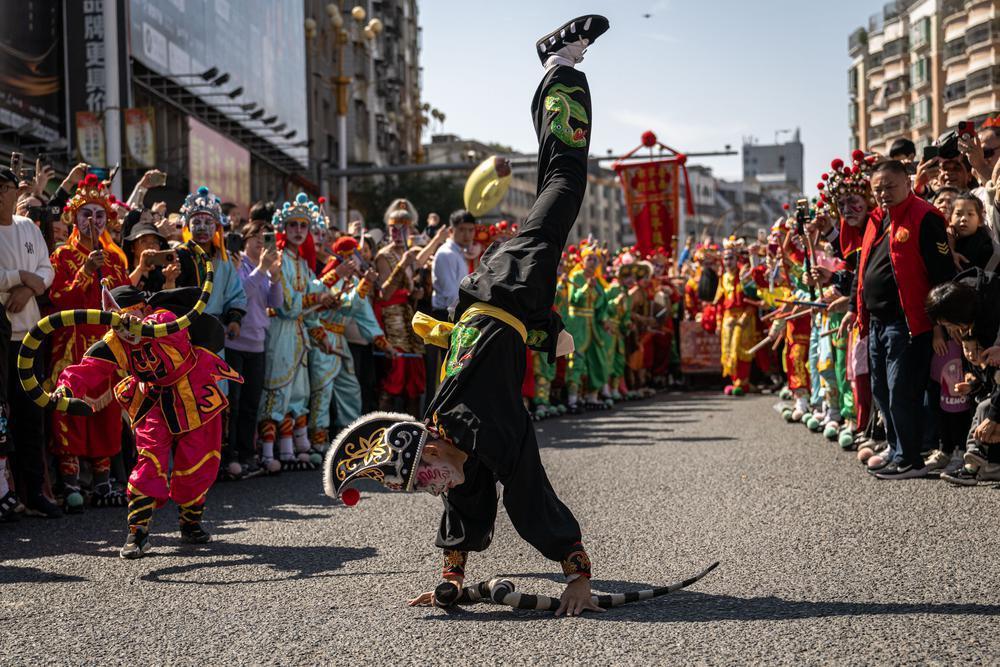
[188,117,251,206]
[613,159,680,254]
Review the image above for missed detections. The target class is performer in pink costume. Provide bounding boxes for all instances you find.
[49,283,241,559]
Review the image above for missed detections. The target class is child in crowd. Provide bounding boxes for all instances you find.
[951,194,995,271]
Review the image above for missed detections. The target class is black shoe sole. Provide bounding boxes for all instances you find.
[535,15,610,64]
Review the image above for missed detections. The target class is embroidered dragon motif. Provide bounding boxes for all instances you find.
[544,83,589,148]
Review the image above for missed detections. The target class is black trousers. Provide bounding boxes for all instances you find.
[0,306,10,454]
[348,342,377,415]
[458,65,590,335]
[225,347,265,465]
[5,342,47,496]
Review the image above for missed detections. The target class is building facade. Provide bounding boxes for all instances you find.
[423,133,626,248]
[742,130,804,192]
[848,0,1000,156]
[304,0,423,203]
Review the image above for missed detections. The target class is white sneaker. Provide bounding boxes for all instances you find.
[923,449,949,471]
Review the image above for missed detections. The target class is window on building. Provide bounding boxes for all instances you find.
[909,16,930,48]
[910,57,929,86]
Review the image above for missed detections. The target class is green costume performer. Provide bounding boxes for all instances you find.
[604,276,632,400]
[532,273,570,418]
[564,255,611,410]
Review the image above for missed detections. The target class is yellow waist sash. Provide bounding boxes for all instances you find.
[412,302,527,349]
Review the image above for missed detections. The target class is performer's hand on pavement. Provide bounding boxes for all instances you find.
[556,578,604,617]
[837,311,856,339]
[407,591,436,607]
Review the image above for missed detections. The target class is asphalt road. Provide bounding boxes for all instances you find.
[2,392,999,665]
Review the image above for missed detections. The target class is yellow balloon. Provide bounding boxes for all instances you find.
[463,156,512,217]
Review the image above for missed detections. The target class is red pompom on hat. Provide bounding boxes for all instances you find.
[641,130,657,147]
[817,182,825,190]
[84,173,99,186]
[318,196,327,204]
[341,488,360,507]
[782,203,790,211]
[816,200,825,208]
[831,158,844,171]
[851,149,866,162]
[821,173,829,181]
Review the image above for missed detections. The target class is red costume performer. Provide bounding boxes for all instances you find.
[48,175,130,511]
[53,284,241,559]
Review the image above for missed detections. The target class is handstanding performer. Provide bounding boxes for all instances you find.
[324,15,610,616]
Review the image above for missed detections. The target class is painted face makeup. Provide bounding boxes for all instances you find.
[413,460,459,496]
[838,194,868,228]
[76,203,107,240]
[284,218,309,247]
[188,213,217,244]
[388,223,408,246]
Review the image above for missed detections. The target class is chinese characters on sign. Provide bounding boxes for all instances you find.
[613,159,680,254]
[75,111,105,165]
[124,107,155,168]
[82,0,106,114]
[188,118,250,206]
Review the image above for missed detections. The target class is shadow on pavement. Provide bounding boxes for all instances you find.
[139,543,377,585]
[418,584,1000,623]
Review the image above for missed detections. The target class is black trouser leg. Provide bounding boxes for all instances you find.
[465,65,591,325]
[229,348,265,465]
[224,348,247,465]
[0,307,11,455]
[349,342,376,414]
[7,343,46,496]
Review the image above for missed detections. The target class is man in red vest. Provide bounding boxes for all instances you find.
[839,160,955,479]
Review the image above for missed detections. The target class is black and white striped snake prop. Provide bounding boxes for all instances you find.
[434,561,719,611]
[17,245,214,416]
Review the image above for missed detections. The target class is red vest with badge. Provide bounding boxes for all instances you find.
[856,193,941,337]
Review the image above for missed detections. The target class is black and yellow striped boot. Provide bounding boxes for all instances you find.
[178,502,211,544]
[120,494,155,559]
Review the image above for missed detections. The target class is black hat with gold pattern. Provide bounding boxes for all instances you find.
[322,411,430,502]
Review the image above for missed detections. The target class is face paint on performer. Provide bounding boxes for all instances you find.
[413,439,466,496]
[722,250,737,271]
[838,193,868,228]
[188,213,217,245]
[76,203,107,243]
[284,218,310,247]
[388,222,409,247]
[582,254,598,276]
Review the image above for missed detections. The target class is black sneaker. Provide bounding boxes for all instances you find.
[179,522,211,544]
[120,529,151,559]
[0,491,19,523]
[941,465,979,487]
[240,460,264,480]
[535,15,610,66]
[91,486,128,508]
[875,462,930,480]
[23,494,63,518]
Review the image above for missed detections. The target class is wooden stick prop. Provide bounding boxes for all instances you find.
[777,299,828,309]
[433,562,719,611]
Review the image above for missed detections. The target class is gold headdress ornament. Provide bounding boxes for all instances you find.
[61,174,128,266]
[383,198,418,227]
[817,149,877,219]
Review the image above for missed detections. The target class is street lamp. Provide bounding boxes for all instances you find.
[305,2,381,231]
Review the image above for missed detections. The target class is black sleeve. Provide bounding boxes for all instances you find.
[848,269,859,313]
[223,308,244,325]
[919,211,956,287]
[528,310,564,362]
[175,246,199,288]
[49,187,71,211]
[832,270,854,297]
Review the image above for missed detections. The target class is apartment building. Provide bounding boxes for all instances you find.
[848,0,999,155]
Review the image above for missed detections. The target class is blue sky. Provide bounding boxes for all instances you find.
[420,0,880,185]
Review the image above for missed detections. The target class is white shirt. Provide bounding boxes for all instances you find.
[431,238,470,312]
[0,215,54,341]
